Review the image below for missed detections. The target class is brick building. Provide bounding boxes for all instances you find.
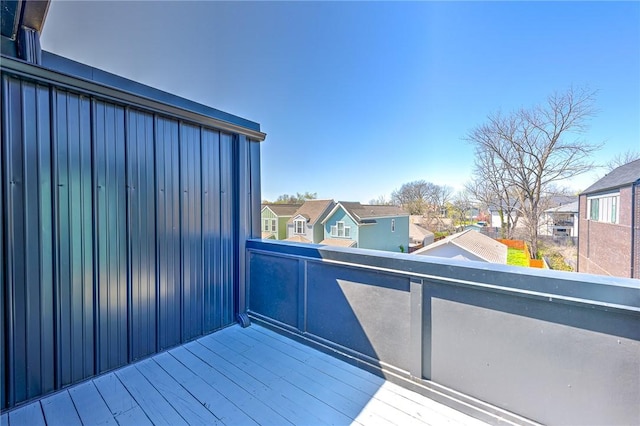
[578,159,640,278]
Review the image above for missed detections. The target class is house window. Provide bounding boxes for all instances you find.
[271,219,276,232]
[294,219,305,234]
[587,193,620,224]
[263,219,270,232]
[331,221,351,238]
[391,219,396,232]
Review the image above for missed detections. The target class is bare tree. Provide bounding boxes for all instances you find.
[605,149,640,172]
[369,195,393,205]
[466,143,522,239]
[467,86,601,256]
[391,180,452,217]
[391,180,432,215]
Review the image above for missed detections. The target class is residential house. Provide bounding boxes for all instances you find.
[286,199,335,243]
[409,220,435,252]
[540,199,579,238]
[413,229,508,264]
[578,159,640,278]
[320,202,409,252]
[260,204,300,240]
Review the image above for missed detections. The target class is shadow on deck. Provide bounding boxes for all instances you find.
[1,325,488,426]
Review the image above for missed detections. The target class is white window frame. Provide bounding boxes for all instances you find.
[271,219,276,232]
[391,218,396,232]
[294,219,305,234]
[331,221,351,238]
[587,193,620,224]
[263,219,270,232]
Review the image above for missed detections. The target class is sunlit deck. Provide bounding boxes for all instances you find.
[0,325,488,426]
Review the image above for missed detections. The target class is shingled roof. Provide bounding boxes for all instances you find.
[288,200,335,225]
[414,230,507,264]
[323,202,408,225]
[582,159,640,194]
[261,204,301,216]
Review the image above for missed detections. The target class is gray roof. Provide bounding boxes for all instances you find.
[288,200,335,225]
[545,200,579,213]
[335,202,408,224]
[414,230,507,264]
[262,204,301,217]
[582,159,640,194]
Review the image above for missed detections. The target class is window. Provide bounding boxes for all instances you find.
[587,193,620,224]
[331,221,351,238]
[263,219,270,231]
[391,219,396,232]
[294,219,305,234]
[271,219,276,232]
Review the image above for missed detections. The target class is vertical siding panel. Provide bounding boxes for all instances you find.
[54,89,94,386]
[1,77,5,411]
[127,109,156,360]
[180,124,203,341]
[94,100,127,372]
[156,117,181,350]
[3,78,55,405]
[220,133,234,325]
[202,129,222,332]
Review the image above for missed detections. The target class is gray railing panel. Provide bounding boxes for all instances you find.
[247,239,640,425]
[306,261,412,369]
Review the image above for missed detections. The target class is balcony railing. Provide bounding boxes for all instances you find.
[246,239,640,425]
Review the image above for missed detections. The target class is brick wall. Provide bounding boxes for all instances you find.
[578,187,633,278]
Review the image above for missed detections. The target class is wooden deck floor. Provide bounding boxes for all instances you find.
[1,324,489,426]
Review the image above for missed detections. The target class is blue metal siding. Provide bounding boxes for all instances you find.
[220,133,235,325]
[155,116,181,350]
[126,109,157,360]
[53,88,95,387]
[180,123,203,341]
[94,100,128,372]
[2,77,55,405]
[1,62,261,410]
[202,129,222,332]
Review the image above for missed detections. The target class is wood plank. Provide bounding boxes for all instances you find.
[187,341,324,425]
[200,331,360,424]
[237,341,372,418]
[245,325,386,388]
[68,381,118,425]
[238,330,384,404]
[213,332,371,414]
[135,358,221,425]
[40,391,82,426]
[375,381,488,426]
[93,373,153,426]
[170,344,293,426]
[153,351,259,426]
[7,401,45,426]
[115,364,188,425]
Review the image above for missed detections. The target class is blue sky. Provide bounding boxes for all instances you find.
[40,1,639,203]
